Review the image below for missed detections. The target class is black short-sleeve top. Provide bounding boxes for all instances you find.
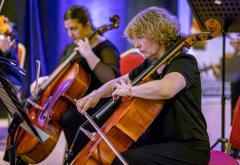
[129,53,210,152]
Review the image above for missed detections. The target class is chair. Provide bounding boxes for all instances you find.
[119,48,144,76]
[17,42,26,69]
[209,96,240,165]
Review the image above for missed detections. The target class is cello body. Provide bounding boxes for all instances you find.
[72,97,164,164]
[15,63,90,163]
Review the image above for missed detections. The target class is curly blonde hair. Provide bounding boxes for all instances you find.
[124,7,181,49]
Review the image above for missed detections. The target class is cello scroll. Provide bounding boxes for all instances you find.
[184,19,221,48]
[89,15,120,40]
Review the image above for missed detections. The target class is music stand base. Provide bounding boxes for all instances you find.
[7,113,23,165]
[211,137,228,150]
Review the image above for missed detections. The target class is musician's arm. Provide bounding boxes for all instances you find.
[119,55,195,100]
[76,74,129,113]
[211,64,221,79]
[93,47,119,83]
[129,72,186,100]
[75,38,119,84]
[93,74,130,98]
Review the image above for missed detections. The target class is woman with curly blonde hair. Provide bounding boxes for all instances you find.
[76,6,210,165]
[125,7,180,50]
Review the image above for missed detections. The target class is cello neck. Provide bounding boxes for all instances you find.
[39,51,77,94]
[38,29,96,94]
[38,15,120,95]
[37,32,102,95]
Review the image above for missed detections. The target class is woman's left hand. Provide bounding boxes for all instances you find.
[112,80,133,100]
[75,37,93,58]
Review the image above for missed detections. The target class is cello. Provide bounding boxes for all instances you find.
[8,15,120,164]
[72,19,221,164]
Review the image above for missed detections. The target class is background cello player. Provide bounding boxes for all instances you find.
[30,5,120,162]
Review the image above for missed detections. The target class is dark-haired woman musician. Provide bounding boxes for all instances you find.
[30,5,120,161]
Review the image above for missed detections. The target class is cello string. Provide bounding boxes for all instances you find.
[80,98,114,128]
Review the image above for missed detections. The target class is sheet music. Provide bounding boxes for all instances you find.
[0,84,49,142]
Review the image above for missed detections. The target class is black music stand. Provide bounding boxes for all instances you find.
[0,68,49,165]
[187,0,240,151]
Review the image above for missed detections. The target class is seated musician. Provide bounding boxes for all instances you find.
[30,5,120,162]
[76,6,210,165]
[1,15,25,165]
[0,15,24,91]
[209,36,240,111]
[0,16,24,117]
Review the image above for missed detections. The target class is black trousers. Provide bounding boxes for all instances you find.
[112,142,210,165]
[60,98,117,162]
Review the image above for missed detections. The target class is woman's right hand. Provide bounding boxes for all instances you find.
[76,90,101,114]
[30,76,49,97]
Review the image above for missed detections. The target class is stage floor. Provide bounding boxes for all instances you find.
[0,96,237,164]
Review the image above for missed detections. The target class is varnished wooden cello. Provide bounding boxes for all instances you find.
[72,19,222,165]
[8,15,120,164]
